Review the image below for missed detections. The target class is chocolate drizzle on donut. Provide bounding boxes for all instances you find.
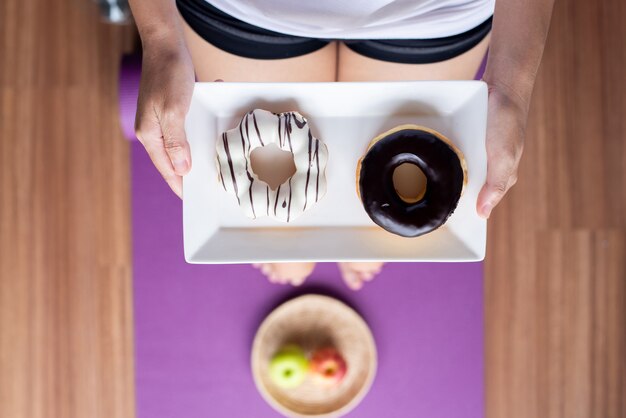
[274,184,281,216]
[244,114,251,147]
[303,130,313,210]
[222,132,240,205]
[287,177,293,222]
[239,120,256,217]
[294,116,306,129]
[285,113,293,152]
[252,113,264,146]
[216,153,226,190]
[314,140,320,201]
[358,127,465,238]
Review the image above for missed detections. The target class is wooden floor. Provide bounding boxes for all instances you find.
[0,0,624,417]
[0,1,136,417]
[485,0,626,416]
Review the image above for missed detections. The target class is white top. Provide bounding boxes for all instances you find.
[206,0,495,39]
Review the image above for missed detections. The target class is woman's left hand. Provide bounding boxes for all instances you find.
[476,84,529,218]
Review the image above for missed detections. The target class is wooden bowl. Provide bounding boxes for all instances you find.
[251,295,377,417]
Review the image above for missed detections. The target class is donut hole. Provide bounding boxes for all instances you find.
[250,144,297,190]
[392,163,427,203]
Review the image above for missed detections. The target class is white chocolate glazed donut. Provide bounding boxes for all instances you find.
[215,109,329,222]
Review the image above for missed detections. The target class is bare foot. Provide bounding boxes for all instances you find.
[338,262,384,290]
[253,262,316,286]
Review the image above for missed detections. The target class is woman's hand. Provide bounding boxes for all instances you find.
[476,84,529,218]
[135,38,195,198]
[475,0,554,218]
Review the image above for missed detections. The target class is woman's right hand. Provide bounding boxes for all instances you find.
[135,37,195,198]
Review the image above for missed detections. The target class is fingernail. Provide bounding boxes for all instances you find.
[173,158,189,174]
[480,203,493,219]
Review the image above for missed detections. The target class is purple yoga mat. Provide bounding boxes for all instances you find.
[132,143,483,417]
[130,52,487,417]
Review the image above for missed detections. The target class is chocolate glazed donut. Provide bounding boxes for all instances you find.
[357,125,467,238]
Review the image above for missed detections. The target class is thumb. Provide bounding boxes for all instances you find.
[476,182,505,219]
[476,155,518,219]
[161,110,191,176]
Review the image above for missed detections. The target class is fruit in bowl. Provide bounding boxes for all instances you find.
[310,347,347,387]
[269,345,309,389]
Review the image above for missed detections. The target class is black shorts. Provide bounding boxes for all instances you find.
[176,0,492,64]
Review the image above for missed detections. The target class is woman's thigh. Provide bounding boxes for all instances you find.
[337,33,490,81]
[181,19,338,82]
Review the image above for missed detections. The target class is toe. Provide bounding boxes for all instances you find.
[338,262,381,290]
[258,264,281,284]
[271,263,314,286]
[354,262,384,274]
[290,275,307,287]
[343,271,363,291]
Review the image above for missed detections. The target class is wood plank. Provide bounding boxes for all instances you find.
[485,0,626,415]
[0,1,135,417]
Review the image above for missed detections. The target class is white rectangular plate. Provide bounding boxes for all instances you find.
[184,81,487,264]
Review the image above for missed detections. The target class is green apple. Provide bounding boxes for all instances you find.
[269,345,309,389]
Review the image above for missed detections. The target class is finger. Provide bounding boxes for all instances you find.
[160,108,192,176]
[252,263,261,269]
[142,140,183,198]
[476,156,518,218]
[136,114,184,198]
